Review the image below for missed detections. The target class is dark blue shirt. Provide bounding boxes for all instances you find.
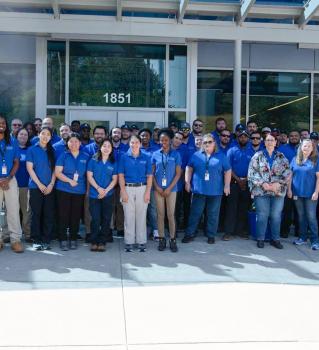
[227,145,254,178]
[219,144,232,155]
[31,133,61,146]
[0,137,19,178]
[87,158,117,199]
[118,149,152,183]
[56,151,89,195]
[291,157,319,198]
[16,147,29,187]
[188,150,231,196]
[174,144,190,192]
[152,148,181,192]
[278,143,298,163]
[26,143,54,189]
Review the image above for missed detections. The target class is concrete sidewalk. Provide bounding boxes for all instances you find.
[0,235,319,349]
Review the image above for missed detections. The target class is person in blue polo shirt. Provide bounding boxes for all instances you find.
[224,130,254,240]
[0,115,23,253]
[30,117,61,145]
[87,138,118,252]
[182,134,231,244]
[55,133,89,251]
[152,129,181,252]
[16,127,31,242]
[288,139,319,250]
[52,123,71,159]
[118,135,153,252]
[26,127,56,251]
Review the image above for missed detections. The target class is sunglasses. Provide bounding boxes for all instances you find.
[181,128,190,132]
[194,124,203,127]
[13,124,22,127]
[203,140,214,145]
[251,137,261,140]
[221,134,231,138]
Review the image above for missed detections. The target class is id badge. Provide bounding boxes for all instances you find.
[293,196,298,201]
[73,172,79,182]
[162,178,167,187]
[205,172,210,181]
[1,164,7,175]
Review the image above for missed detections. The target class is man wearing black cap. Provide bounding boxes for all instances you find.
[130,124,139,136]
[223,130,254,240]
[80,123,92,146]
[71,120,81,133]
[310,131,319,152]
[120,124,131,148]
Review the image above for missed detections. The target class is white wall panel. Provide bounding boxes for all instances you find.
[0,34,36,64]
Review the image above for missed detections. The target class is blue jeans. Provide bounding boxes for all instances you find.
[89,195,113,244]
[255,196,285,241]
[294,197,318,243]
[147,190,158,232]
[185,194,222,238]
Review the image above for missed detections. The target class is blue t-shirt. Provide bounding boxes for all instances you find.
[188,150,231,196]
[118,149,152,183]
[152,149,182,192]
[16,147,29,187]
[0,137,19,178]
[87,158,117,199]
[83,142,99,158]
[56,151,89,195]
[31,133,61,146]
[291,157,319,198]
[227,145,254,178]
[278,143,298,163]
[26,143,54,188]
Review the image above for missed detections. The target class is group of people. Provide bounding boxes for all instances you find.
[0,113,318,254]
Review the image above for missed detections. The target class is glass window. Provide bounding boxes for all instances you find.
[69,42,166,108]
[47,108,65,130]
[168,111,186,128]
[0,63,35,123]
[169,45,187,109]
[249,71,310,130]
[47,41,66,105]
[197,70,246,132]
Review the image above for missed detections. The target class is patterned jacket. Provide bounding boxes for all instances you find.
[248,150,291,197]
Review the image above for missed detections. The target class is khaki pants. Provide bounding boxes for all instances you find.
[154,191,177,239]
[0,177,22,243]
[122,185,148,245]
[19,187,31,238]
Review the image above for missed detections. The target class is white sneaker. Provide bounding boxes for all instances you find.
[153,230,159,240]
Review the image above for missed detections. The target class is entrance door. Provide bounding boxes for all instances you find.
[68,109,117,131]
[118,111,164,130]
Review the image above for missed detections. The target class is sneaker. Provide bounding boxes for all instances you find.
[270,240,283,249]
[158,238,166,251]
[169,239,178,253]
[222,234,232,241]
[42,243,51,250]
[153,230,159,241]
[293,238,307,246]
[311,242,319,250]
[11,241,24,253]
[207,237,215,244]
[32,242,43,251]
[139,244,146,252]
[181,235,194,243]
[70,240,77,250]
[97,243,106,252]
[125,244,133,252]
[60,241,69,251]
[257,240,264,248]
[90,243,98,252]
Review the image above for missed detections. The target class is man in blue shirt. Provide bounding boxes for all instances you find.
[83,125,107,158]
[53,123,71,159]
[0,114,23,253]
[224,130,254,240]
[31,117,61,145]
[79,123,93,146]
[211,117,227,146]
[218,129,232,155]
[249,131,263,153]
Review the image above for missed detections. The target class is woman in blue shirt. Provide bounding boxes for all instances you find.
[288,139,319,250]
[16,128,31,242]
[152,129,181,252]
[182,134,231,244]
[118,135,153,252]
[87,138,118,252]
[55,133,89,251]
[26,127,56,250]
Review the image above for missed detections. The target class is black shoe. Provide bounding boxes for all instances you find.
[77,234,83,240]
[85,234,91,243]
[60,241,69,251]
[257,240,264,248]
[158,238,166,251]
[139,244,146,252]
[70,240,77,250]
[207,237,215,244]
[181,236,194,243]
[125,244,133,252]
[169,239,178,252]
[106,236,114,243]
[270,240,283,249]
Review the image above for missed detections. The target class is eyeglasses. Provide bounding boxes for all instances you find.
[13,124,22,127]
[265,139,276,142]
[251,137,261,140]
[203,140,215,145]
[181,128,190,132]
[221,134,231,138]
[194,124,203,127]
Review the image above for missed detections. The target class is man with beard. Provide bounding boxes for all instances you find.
[0,114,23,253]
[249,131,262,153]
[246,120,258,135]
[120,124,131,151]
[53,123,71,159]
[188,119,204,150]
[278,130,301,238]
[71,120,81,133]
[218,129,232,155]
[223,130,254,240]
[211,117,227,145]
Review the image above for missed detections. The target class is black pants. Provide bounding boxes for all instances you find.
[224,182,251,235]
[175,189,192,230]
[281,196,299,236]
[57,190,84,241]
[29,188,55,244]
[89,196,113,244]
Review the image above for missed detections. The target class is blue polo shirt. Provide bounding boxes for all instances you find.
[188,150,231,196]
[291,157,319,198]
[31,133,61,146]
[113,143,127,162]
[174,144,190,192]
[227,145,254,178]
[53,139,85,160]
[278,143,298,163]
[87,158,117,199]
[0,137,19,178]
[152,148,181,192]
[26,143,54,188]
[118,149,152,183]
[56,151,89,195]
[141,143,160,155]
[83,142,99,158]
[16,147,29,187]
[219,144,231,155]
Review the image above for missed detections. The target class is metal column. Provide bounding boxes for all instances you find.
[233,39,242,131]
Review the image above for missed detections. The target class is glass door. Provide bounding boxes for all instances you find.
[118,111,164,130]
[68,109,117,132]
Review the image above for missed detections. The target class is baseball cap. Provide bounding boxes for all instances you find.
[169,122,178,128]
[121,124,131,131]
[80,123,91,130]
[235,123,245,132]
[180,122,191,129]
[238,130,249,137]
[130,124,139,130]
[262,127,271,133]
[153,125,161,130]
[272,128,280,133]
[310,131,319,140]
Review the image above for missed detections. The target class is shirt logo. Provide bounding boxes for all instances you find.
[80,159,87,163]
[140,160,146,164]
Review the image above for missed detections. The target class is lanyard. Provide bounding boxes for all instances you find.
[162,150,170,177]
[205,154,211,172]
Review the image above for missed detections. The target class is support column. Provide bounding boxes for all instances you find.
[233,39,242,131]
[35,37,47,119]
[188,41,198,124]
